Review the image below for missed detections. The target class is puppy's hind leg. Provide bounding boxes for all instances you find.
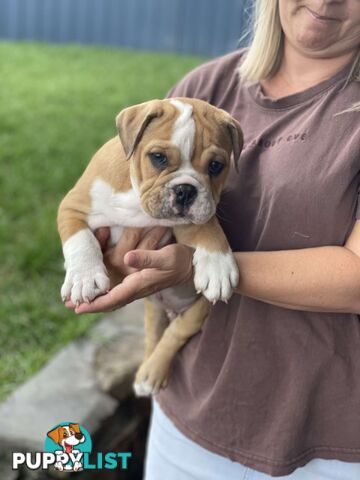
[142,297,169,360]
[134,297,169,397]
[134,296,210,397]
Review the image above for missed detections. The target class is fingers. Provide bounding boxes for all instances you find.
[124,248,170,270]
[113,227,143,254]
[104,227,143,276]
[73,268,164,314]
[69,260,187,314]
[65,244,194,314]
[74,272,143,313]
[136,227,172,250]
[95,228,171,279]
[124,244,195,279]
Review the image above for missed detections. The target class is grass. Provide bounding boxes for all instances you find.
[0,41,205,400]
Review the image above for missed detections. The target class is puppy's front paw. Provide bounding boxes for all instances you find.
[61,264,110,305]
[193,248,238,303]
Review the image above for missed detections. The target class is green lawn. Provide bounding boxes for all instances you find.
[0,42,204,400]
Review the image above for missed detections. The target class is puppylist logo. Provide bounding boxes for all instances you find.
[12,422,132,473]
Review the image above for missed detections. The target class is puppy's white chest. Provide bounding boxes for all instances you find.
[87,178,165,230]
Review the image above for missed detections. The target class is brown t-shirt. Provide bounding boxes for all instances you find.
[157,49,360,477]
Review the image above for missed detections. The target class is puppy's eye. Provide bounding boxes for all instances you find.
[208,160,224,177]
[63,432,68,438]
[148,152,168,170]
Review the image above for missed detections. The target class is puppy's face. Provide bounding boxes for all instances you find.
[47,423,85,452]
[117,98,243,225]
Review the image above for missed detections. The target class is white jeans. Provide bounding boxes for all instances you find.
[144,400,360,480]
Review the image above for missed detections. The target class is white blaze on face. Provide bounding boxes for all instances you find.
[168,99,215,223]
[169,99,196,168]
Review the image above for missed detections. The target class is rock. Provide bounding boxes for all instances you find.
[0,451,19,480]
[93,299,145,400]
[0,300,145,479]
[95,332,144,402]
[0,338,117,453]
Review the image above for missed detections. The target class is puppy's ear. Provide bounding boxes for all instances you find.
[226,117,243,173]
[47,426,61,445]
[69,423,81,434]
[116,100,164,160]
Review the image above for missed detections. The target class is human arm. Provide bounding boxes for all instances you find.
[71,219,360,315]
[67,242,194,313]
[98,226,171,287]
[234,220,360,313]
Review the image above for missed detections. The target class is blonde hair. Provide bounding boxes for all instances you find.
[239,0,360,112]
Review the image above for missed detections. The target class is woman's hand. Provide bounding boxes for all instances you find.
[97,226,172,286]
[66,237,194,314]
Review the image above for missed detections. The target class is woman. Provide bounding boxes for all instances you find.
[72,1,360,478]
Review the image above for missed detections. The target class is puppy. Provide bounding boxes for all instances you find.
[47,423,85,471]
[58,98,243,396]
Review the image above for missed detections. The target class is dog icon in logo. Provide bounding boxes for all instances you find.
[47,423,85,471]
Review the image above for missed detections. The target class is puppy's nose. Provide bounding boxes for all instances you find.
[75,433,84,440]
[174,184,197,207]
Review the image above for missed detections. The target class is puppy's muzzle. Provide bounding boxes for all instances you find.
[174,184,197,207]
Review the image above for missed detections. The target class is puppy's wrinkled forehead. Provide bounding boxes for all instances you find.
[165,99,235,163]
[116,97,243,171]
[169,99,196,164]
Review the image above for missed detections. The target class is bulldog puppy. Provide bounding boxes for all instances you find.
[58,97,243,396]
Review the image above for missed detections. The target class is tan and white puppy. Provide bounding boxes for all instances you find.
[58,97,243,396]
[47,423,85,471]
